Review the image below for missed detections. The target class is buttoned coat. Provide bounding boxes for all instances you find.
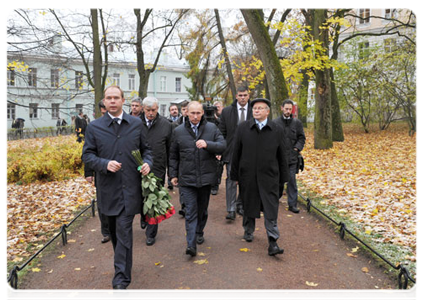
[169,117,226,188]
[218,100,252,162]
[230,119,289,219]
[82,112,153,216]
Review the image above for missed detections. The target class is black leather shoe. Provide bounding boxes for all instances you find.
[236,207,244,216]
[141,220,147,229]
[243,232,254,242]
[146,237,155,246]
[113,284,129,297]
[179,208,186,217]
[196,235,205,245]
[268,242,284,256]
[288,206,300,213]
[101,236,111,244]
[211,188,218,195]
[226,211,236,220]
[186,247,197,257]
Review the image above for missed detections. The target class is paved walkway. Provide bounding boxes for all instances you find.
[12,180,398,298]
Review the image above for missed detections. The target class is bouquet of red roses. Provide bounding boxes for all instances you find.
[132,150,175,224]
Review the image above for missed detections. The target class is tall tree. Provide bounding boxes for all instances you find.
[241,9,289,118]
[90,9,105,118]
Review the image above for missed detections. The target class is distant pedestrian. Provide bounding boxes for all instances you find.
[218,86,252,221]
[274,99,306,213]
[230,98,289,256]
[169,101,226,257]
[75,111,87,143]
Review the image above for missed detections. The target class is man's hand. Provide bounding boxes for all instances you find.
[196,139,207,149]
[171,177,178,186]
[107,160,122,173]
[140,163,150,176]
[85,176,94,185]
[216,155,222,160]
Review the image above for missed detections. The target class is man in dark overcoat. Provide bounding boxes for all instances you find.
[169,101,226,257]
[230,98,289,256]
[218,86,252,220]
[82,85,153,289]
[139,96,173,246]
[274,99,306,213]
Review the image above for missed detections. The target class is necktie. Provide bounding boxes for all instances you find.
[240,107,245,123]
[147,120,152,128]
[112,118,120,134]
[193,126,198,137]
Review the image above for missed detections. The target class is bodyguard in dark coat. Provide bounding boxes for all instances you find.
[218,86,253,220]
[230,98,289,256]
[274,99,306,213]
[169,101,226,257]
[139,97,173,246]
[82,86,153,289]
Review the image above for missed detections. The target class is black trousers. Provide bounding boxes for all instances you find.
[107,210,135,288]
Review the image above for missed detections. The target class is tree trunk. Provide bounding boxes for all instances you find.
[311,9,333,149]
[91,9,103,119]
[214,9,237,101]
[134,9,151,100]
[330,68,344,141]
[298,70,309,128]
[241,9,289,118]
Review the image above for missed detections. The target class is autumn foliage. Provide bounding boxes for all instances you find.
[297,123,416,260]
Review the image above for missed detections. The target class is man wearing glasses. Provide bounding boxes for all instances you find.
[230,98,289,256]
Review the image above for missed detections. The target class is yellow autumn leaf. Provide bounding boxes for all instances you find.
[193,259,208,265]
[31,268,41,272]
[239,248,250,252]
[257,267,263,272]
[74,268,81,271]
[198,252,206,257]
[305,281,318,287]
[155,262,161,266]
[379,289,394,294]
[66,291,79,298]
[365,229,372,235]
[57,254,66,259]
[351,247,359,253]
[347,253,357,258]
[87,248,95,252]
[361,267,369,273]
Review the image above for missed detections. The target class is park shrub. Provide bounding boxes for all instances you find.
[7,135,84,184]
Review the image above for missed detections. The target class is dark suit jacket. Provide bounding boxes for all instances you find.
[82,112,153,216]
[218,100,252,162]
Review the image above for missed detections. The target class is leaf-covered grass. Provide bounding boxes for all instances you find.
[297,122,416,277]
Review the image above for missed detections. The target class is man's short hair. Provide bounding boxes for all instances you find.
[282,99,295,107]
[142,97,159,108]
[236,85,249,93]
[213,100,223,106]
[98,100,106,109]
[131,97,142,105]
[169,104,178,111]
[181,101,189,108]
[104,85,124,98]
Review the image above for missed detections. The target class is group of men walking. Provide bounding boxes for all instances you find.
[82,85,305,289]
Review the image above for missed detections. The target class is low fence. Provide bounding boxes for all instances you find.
[298,193,415,289]
[7,126,74,141]
[7,199,97,289]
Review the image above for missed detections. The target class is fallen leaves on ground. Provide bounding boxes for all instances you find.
[7,177,95,261]
[297,124,416,256]
[239,248,250,252]
[305,281,319,287]
[193,259,208,265]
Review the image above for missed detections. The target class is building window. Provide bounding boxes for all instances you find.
[52,103,60,119]
[7,67,15,86]
[51,69,59,88]
[28,68,37,87]
[358,41,370,59]
[129,74,135,90]
[160,104,166,116]
[385,9,397,19]
[384,38,397,53]
[175,77,182,92]
[112,73,120,86]
[359,9,370,24]
[29,103,38,119]
[75,71,83,89]
[160,76,167,92]
[76,104,83,114]
[7,103,16,120]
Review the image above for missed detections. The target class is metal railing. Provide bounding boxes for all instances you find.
[299,193,415,289]
[7,199,97,289]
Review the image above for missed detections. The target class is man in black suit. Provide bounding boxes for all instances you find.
[82,85,153,289]
[218,86,252,221]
